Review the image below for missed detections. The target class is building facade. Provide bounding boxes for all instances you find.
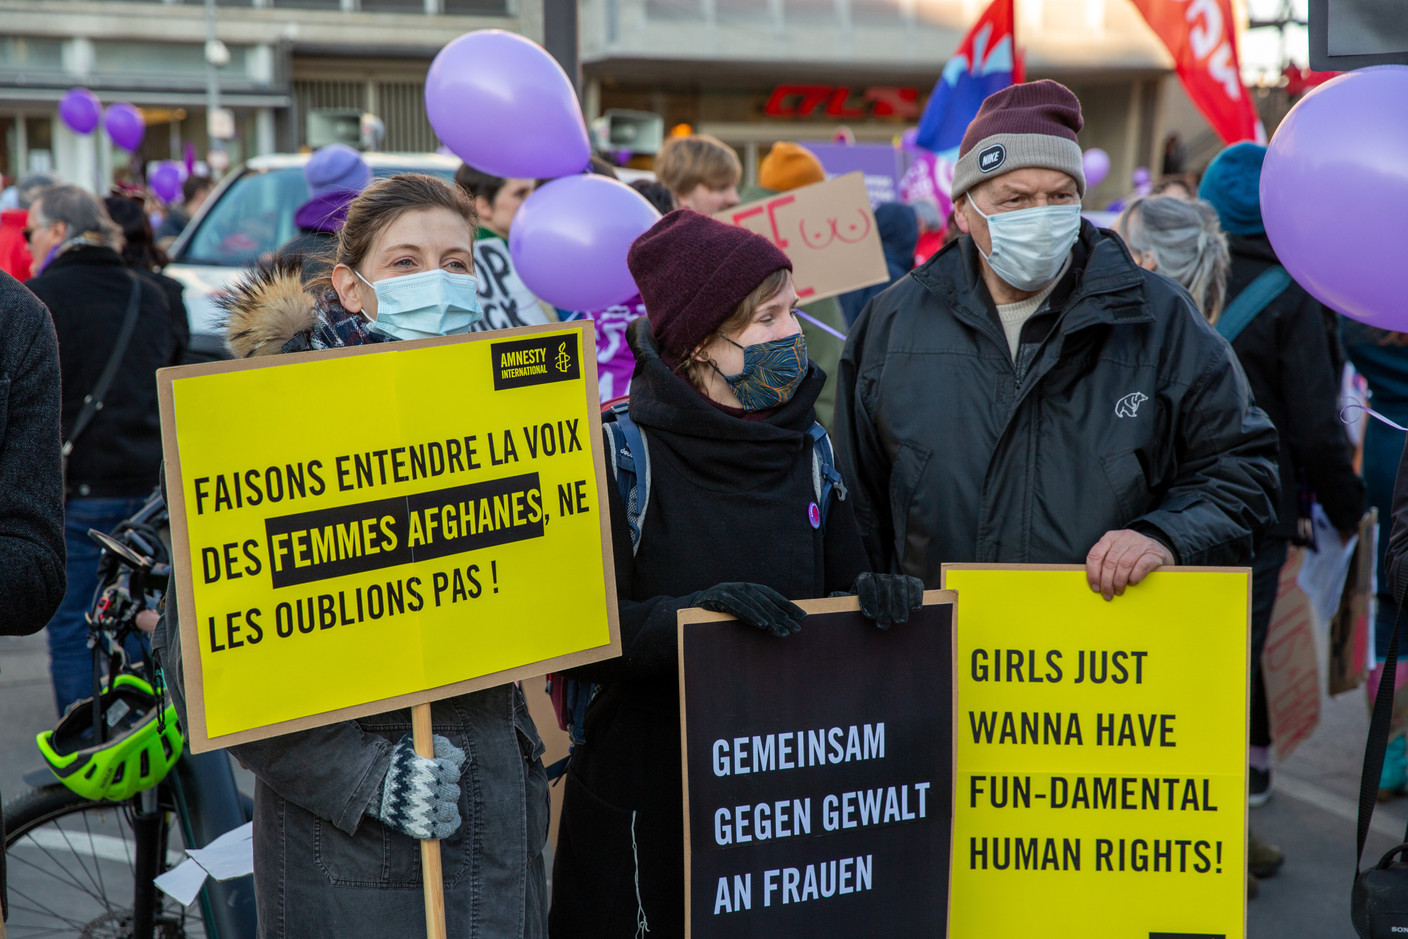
[578,0,1223,206]
[0,0,543,189]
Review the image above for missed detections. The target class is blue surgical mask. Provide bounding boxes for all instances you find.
[968,200,1082,292]
[713,330,808,410]
[355,268,483,341]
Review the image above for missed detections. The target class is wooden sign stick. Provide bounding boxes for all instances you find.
[413,702,448,939]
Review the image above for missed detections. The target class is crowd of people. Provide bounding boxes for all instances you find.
[0,74,1399,934]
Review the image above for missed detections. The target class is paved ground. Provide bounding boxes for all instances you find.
[0,628,1399,936]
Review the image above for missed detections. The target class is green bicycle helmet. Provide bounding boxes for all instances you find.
[37,674,183,801]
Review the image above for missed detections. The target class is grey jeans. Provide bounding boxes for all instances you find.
[153,584,549,937]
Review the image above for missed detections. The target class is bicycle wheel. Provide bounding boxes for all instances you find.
[4,783,207,938]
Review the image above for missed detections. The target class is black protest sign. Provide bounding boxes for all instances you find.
[679,593,955,938]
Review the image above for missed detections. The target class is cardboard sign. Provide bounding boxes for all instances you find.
[679,594,955,938]
[469,237,556,332]
[1329,509,1376,695]
[941,565,1249,939]
[158,322,620,751]
[1265,548,1321,758]
[717,172,888,303]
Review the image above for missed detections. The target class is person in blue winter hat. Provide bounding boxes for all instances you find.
[1197,142,1267,237]
[277,143,373,278]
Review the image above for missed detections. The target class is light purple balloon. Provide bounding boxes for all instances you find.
[509,175,661,311]
[1082,148,1111,189]
[59,88,101,135]
[1262,66,1408,329]
[1132,166,1151,187]
[149,162,184,203]
[426,30,590,179]
[901,127,920,151]
[104,103,145,151]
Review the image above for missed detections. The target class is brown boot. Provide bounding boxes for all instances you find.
[1249,831,1284,879]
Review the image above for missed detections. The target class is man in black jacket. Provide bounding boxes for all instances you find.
[835,81,1279,600]
[0,268,68,921]
[25,185,183,715]
[1200,142,1365,805]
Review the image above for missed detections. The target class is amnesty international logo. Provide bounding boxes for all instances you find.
[492,333,581,391]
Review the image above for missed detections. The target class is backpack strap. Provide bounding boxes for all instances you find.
[604,402,650,555]
[808,422,846,532]
[1216,265,1292,344]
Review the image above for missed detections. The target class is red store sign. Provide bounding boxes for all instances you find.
[763,84,922,120]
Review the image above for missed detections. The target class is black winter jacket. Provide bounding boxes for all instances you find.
[27,246,183,498]
[549,320,868,938]
[0,271,67,924]
[835,222,1281,582]
[0,271,65,634]
[1224,234,1363,538]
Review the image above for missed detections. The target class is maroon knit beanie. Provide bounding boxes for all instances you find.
[950,80,1086,200]
[628,209,792,362]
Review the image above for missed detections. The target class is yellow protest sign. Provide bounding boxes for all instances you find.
[941,565,1249,938]
[159,323,620,752]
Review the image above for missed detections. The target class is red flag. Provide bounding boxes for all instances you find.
[1128,0,1260,144]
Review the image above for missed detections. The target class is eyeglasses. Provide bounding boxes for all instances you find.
[22,228,33,244]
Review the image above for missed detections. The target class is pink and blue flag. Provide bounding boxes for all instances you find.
[915,0,1023,160]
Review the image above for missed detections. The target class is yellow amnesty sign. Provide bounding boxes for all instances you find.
[941,565,1249,939]
[159,323,620,751]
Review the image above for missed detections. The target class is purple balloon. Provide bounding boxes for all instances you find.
[510,175,661,311]
[1082,148,1111,189]
[59,88,101,135]
[901,127,920,151]
[426,30,590,179]
[1132,166,1151,187]
[104,103,145,152]
[149,162,184,203]
[1263,66,1408,328]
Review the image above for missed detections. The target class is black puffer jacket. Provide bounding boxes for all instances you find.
[550,320,868,938]
[1224,234,1364,538]
[27,246,182,497]
[835,222,1280,581]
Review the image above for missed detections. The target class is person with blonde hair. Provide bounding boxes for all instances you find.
[654,133,742,214]
[1116,194,1229,322]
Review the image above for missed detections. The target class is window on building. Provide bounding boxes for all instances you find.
[442,0,511,13]
[360,0,425,11]
[645,0,704,21]
[782,0,838,22]
[849,0,905,23]
[93,40,250,81]
[716,0,773,23]
[271,0,343,10]
[0,38,65,76]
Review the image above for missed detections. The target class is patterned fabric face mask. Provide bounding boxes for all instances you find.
[714,329,808,410]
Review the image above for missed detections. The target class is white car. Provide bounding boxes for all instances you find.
[165,151,460,361]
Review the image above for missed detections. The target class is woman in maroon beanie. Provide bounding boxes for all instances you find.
[548,210,923,937]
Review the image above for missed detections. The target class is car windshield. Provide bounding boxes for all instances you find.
[176,163,455,267]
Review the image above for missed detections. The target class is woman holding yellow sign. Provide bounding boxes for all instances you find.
[155,174,549,937]
[548,210,924,937]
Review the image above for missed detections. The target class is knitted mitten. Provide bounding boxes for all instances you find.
[368,733,466,841]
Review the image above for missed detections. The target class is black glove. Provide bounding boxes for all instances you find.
[694,582,806,638]
[854,572,925,630]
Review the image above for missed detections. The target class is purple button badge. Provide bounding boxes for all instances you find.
[807,501,822,529]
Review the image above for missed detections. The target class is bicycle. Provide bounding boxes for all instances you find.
[2,490,257,939]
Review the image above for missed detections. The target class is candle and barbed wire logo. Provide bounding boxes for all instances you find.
[492,333,581,390]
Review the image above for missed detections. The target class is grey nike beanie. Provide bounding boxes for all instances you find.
[950,80,1087,202]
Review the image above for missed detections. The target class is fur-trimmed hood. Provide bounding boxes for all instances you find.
[218,256,387,357]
